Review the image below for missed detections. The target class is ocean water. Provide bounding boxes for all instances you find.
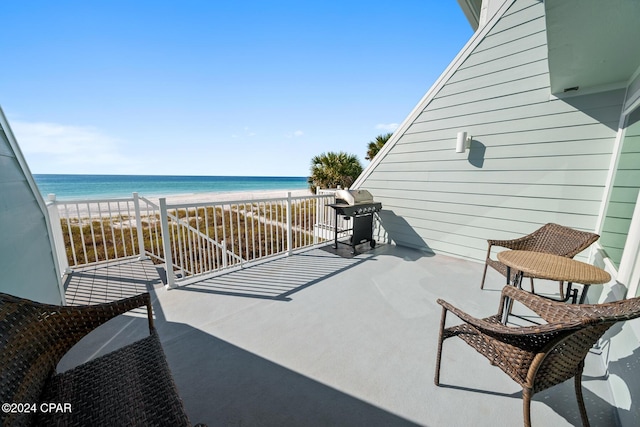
[33,174,309,200]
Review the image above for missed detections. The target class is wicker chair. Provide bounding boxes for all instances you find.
[480,223,600,298]
[0,292,194,427]
[434,285,640,427]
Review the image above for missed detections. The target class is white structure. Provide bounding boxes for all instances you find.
[0,1,638,422]
[355,1,640,423]
[356,0,640,295]
[0,107,64,304]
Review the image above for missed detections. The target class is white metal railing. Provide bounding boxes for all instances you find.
[48,193,152,270]
[48,191,343,288]
[159,192,337,287]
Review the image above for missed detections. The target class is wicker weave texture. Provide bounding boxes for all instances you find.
[497,250,611,284]
[435,285,640,427]
[0,292,192,427]
[487,223,599,257]
[36,330,190,426]
[481,223,599,290]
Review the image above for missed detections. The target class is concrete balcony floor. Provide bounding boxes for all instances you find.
[60,244,619,426]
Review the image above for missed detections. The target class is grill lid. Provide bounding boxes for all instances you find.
[335,189,374,205]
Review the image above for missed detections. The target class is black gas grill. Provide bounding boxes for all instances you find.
[328,189,382,254]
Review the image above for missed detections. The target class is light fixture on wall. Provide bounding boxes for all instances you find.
[456,131,472,153]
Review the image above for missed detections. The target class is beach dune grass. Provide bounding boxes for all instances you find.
[61,201,321,272]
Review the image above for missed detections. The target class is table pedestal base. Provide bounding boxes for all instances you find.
[501,267,584,324]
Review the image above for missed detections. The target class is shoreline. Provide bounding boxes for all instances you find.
[157,188,312,205]
[53,188,315,217]
[35,174,309,202]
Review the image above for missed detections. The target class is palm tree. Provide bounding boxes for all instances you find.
[365,132,393,161]
[308,151,363,193]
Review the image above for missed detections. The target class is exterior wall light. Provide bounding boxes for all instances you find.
[456,131,472,153]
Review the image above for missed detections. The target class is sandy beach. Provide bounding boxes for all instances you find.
[159,188,312,205]
[53,188,315,218]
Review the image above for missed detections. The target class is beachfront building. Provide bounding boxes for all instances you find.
[1,1,640,425]
[354,0,640,424]
[357,0,639,277]
[0,108,63,304]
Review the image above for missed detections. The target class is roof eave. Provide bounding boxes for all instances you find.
[456,0,481,31]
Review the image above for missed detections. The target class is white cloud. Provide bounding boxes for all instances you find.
[285,130,304,138]
[10,121,137,172]
[233,127,256,138]
[375,123,399,131]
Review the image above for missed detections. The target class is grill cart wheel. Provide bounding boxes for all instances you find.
[370,240,376,248]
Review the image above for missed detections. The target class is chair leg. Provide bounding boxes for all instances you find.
[559,281,565,300]
[481,245,492,290]
[529,277,535,294]
[523,387,533,427]
[575,364,590,427]
[480,262,489,289]
[434,307,448,386]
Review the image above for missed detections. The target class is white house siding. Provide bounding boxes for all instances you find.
[600,108,640,268]
[360,0,625,262]
[0,115,62,304]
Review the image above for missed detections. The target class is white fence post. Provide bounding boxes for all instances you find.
[222,239,228,268]
[46,194,71,276]
[159,198,176,289]
[314,187,319,245]
[132,192,149,260]
[286,192,292,255]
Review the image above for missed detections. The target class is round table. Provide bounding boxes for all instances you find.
[497,250,611,304]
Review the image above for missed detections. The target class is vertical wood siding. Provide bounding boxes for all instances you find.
[361,0,625,261]
[0,125,61,303]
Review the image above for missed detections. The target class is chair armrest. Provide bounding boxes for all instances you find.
[436,295,582,340]
[44,293,155,370]
[487,234,536,250]
[34,292,155,364]
[57,292,154,339]
[0,291,153,343]
[499,285,585,323]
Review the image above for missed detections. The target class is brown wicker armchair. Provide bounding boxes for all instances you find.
[480,223,599,298]
[434,285,640,427]
[0,292,193,427]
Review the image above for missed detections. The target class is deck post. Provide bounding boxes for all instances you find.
[159,198,176,289]
[46,194,71,277]
[314,187,320,245]
[132,192,149,260]
[286,192,292,255]
[221,239,228,268]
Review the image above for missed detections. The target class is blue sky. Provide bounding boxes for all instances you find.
[1,1,473,177]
